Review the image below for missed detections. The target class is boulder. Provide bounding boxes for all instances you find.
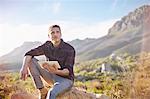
[11,87,110,99]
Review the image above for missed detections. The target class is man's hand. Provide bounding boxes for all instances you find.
[20,55,32,81]
[41,62,69,76]
[20,67,29,81]
[47,67,58,74]
[42,62,58,72]
[54,69,69,77]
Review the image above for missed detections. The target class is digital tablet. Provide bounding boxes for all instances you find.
[38,61,61,69]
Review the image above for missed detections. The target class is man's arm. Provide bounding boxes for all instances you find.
[24,43,46,57]
[52,69,69,76]
[20,55,32,80]
[20,42,46,80]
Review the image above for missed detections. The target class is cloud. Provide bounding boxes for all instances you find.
[111,0,118,11]
[0,23,48,57]
[51,1,61,14]
[61,19,118,40]
[0,19,117,56]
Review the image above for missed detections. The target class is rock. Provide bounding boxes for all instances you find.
[11,87,110,99]
[96,94,110,99]
[57,87,96,99]
[108,5,150,35]
[11,92,38,99]
[76,75,85,81]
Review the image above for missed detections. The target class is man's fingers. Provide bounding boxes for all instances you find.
[23,73,26,81]
[21,73,24,80]
[20,68,29,81]
[20,72,26,81]
[20,71,23,79]
[42,63,49,69]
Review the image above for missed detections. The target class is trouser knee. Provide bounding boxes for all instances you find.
[28,58,40,75]
[31,57,38,63]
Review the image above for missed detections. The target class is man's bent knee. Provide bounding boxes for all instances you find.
[31,57,39,63]
[28,58,40,75]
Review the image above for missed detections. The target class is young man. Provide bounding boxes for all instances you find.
[20,25,75,99]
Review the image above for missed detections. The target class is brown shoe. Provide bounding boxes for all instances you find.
[39,87,48,99]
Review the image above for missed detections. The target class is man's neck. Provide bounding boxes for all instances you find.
[52,40,61,47]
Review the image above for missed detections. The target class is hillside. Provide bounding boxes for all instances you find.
[0,5,150,71]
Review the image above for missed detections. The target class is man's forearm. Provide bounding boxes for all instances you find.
[22,55,32,69]
[55,69,69,77]
[20,55,32,81]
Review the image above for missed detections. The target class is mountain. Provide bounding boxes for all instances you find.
[0,5,150,70]
[70,5,150,61]
[0,41,43,71]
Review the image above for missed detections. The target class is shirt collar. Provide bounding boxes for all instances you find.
[58,39,64,49]
[50,39,64,49]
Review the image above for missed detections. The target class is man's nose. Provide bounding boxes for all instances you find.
[53,32,57,36]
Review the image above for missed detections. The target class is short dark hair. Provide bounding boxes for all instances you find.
[49,25,61,32]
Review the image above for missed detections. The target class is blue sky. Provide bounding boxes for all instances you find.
[0,0,150,56]
[1,0,150,24]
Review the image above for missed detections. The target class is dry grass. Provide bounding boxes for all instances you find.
[129,53,150,99]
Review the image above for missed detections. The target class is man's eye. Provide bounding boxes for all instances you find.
[51,32,54,34]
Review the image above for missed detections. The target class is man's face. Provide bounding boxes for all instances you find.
[49,27,61,42]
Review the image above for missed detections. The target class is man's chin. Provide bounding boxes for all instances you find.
[52,39,60,43]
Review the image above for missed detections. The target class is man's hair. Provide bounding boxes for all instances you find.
[49,25,61,33]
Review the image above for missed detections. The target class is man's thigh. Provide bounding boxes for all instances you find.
[31,58,56,84]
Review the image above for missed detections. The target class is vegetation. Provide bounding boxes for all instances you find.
[0,53,143,99]
[0,72,36,99]
[128,52,150,99]
[74,53,137,99]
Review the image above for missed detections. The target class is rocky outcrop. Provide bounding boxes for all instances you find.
[11,87,110,99]
[108,5,150,35]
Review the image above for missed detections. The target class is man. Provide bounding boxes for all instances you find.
[20,25,75,99]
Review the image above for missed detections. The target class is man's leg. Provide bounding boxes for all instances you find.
[47,75,73,99]
[29,58,60,99]
[29,58,73,99]
[28,58,55,89]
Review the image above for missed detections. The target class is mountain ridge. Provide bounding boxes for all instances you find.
[0,5,150,71]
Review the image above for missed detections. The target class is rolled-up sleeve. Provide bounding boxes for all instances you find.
[63,48,75,77]
[24,43,46,57]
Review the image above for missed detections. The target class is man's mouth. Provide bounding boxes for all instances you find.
[52,37,58,39]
